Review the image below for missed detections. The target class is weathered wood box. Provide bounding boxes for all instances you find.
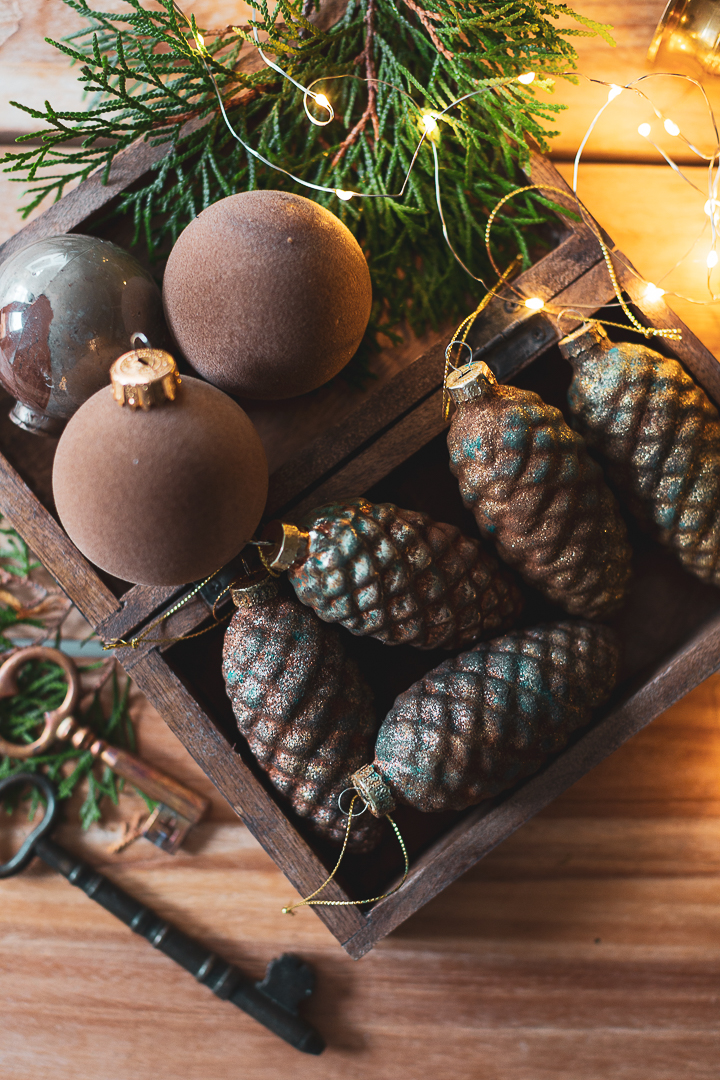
[1,150,719,959]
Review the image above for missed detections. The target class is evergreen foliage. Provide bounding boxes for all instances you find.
[0,662,140,828]
[2,0,612,355]
[0,522,145,827]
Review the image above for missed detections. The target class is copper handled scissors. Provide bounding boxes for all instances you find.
[0,645,209,853]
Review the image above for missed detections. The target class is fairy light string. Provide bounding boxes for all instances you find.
[175,2,720,334]
[131,6,717,652]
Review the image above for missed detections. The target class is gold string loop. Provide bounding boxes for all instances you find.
[103,567,231,650]
[442,255,522,420]
[484,183,683,343]
[282,793,410,914]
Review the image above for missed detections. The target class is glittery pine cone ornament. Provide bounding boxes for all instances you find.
[560,322,720,586]
[222,575,381,851]
[446,362,632,618]
[352,622,619,816]
[262,499,523,650]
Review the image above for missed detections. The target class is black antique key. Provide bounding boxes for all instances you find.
[0,772,324,1055]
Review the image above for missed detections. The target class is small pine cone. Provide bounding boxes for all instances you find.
[561,322,720,585]
[265,499,523,650]
[357,622,618,814]
[446,362,632,618]
[222,577,382,851]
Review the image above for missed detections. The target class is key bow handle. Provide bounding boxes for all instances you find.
[0,646,80,759]
[0,772,59,878]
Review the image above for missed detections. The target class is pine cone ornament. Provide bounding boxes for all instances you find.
[560,322,720,586]
[222,576,382,851]
[352,622,619,815]
[446,362,632,618]
[262,499,523,650]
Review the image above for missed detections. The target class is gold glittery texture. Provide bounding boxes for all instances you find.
[222,589,381,851]
[565,330,720,586]
[288,498,523,649]
[447,383,632,618]
[374,621,619,813]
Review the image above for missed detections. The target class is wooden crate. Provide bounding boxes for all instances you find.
[1,150,719,959]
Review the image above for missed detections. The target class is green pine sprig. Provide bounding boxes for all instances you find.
[2,0,613,364]
[0,659,150,828]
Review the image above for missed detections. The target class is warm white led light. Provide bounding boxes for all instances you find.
[637,123,651,138]
[335,189,354,201]
[607,84,623,101]
[421,113,439,134]
[707,250,719,268]
[664,118,680,136]
[314,93,330,111]
[524,297,545,311]
[644,282,665,302]
[517,72,535,85]
[195,31,205,47]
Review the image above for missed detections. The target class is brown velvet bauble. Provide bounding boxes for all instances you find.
[162,190,372,399]
[52,376,268,585]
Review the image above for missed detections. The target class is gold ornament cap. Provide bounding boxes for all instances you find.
[558,321,608,362]
[261,521,309,571]
[350,763,396,817]
[110,348,181,410]
[231,572,279,609]
[446,360,498,404]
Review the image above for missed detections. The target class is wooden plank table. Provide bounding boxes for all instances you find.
[1,2,719,1077]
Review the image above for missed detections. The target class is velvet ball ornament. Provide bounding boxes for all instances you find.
[162,190,372,399]
[52,349,268,586]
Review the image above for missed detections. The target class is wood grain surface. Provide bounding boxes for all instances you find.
[1,0,720,1077]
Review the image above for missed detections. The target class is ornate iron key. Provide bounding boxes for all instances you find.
[0,772,324,1054]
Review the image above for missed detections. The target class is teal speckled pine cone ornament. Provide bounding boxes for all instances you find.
[352,622,619,815]
[262,498,523,650]
[222,576,381,851]
[560,322,720,586]
[445,362,632,619]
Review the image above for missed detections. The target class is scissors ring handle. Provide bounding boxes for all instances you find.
[0,772,59,878]
[0,647,80,759]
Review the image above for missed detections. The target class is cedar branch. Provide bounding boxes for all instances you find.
[330,0,380,167]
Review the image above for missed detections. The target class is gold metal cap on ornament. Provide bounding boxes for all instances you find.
[648,0,720,76]
[350,763,396,817]
[446,360,497,404]
[230,571,279,609]
[110,345,181,410]
[558,320,608,361]
[260,521,309,571]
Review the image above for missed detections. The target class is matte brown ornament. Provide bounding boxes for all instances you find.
[561,322,720,586]
[52,348,268,586]
[0,234,167,435]
[222,576,382,851]
[263,498,523,649]
[352,621,619,816]
[162,190,372,400]
[446,362,632,619]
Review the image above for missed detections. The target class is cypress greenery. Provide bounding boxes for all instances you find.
[0,661,141,829]
[2,0,612,361]
[0,522,146,827]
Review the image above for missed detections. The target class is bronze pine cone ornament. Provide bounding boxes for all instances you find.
[446,362,632,618]
[561,322,720,586]
[222,577,382,851]
[264,498,523,649]
[353,622,619,815]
